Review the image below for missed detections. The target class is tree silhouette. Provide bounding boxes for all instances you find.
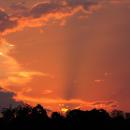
[0,104,130,130]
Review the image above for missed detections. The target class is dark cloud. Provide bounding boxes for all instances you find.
[67,0,98,9]
[30,2,62,18]
[0,9,17,33]
[10,2,29,17]
[0,89,22,108]
[0,0,101,35]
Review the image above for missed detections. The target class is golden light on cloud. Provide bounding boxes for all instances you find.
[0,38,52,92]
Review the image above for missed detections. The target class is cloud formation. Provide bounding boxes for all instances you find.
[14,92,118,111]
[0,9,17,34]
[0,38,51,92]
[0,0,101,35]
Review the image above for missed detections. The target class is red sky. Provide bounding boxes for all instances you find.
[0,0,130,111]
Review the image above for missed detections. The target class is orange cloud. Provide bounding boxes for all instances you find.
[13,92,118,111]
[42,90,53,95]
[94,79,104,83]
[0,38,52,92]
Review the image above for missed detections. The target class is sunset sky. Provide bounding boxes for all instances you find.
[0,0,130,111]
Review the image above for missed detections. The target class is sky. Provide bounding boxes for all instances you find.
[0,0,130,111]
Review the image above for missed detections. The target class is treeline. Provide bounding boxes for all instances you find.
[0,104,130,130]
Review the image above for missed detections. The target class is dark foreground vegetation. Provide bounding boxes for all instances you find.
[0,104,130,130]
